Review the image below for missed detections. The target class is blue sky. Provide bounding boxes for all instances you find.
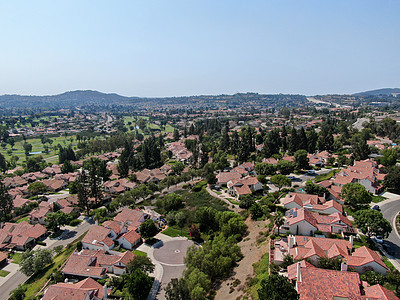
[0,1,399,97]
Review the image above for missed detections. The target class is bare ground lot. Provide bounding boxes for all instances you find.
[214,218,269,300]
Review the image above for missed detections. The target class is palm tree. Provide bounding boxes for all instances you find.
[274,211,285,236]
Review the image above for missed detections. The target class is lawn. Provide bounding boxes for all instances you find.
[372,195,386,203]
[133,250,147,257]
[0,270,10,277]
[162,226,190,238]
[16,216,30,223]
[314,169,340,183]
[10,252,24,264]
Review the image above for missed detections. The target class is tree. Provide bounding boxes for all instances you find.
[165,278,190,300]
[294,149,309,170]
[258,274,299,300]
[139,219,159,240]
[273,211,284,235]
[354,209,392,238]
[156,192,183,212]
[255,162,276,176]
[189,224,201,240]
[23,142,32,156]
[8,138,15,149]
[61,160,74,174]
[318,257,342,270]
[126,256,155,274]
[271,174,291,192]
[276,160,295,175]
[76,172,91,215]
[360,271,385,286]
[28,182,48,198]
[0,182,13,222]
[0,153,6,172]
[45,211,73,232]
[341,183,372,210]
[9,284,26,300]
[384,166,400,193]
[25,155,46,172]
[250,202,264,220]
[20,249,53,276]
[304,181,328,197]
[172,162,185,175]
[239,194,255,209]
[126,269,153,300]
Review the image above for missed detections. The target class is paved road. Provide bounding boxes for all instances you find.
[380,196,400,260]
[0,270,28,300]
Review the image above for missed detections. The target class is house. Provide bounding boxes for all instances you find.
[42,165,62,176]
[317,180,343,203]
[281,208,353,236]
[262,157,279,165]
[344,246,389,275]
[227,176,263,198]
[2,176,28,188]
[43,277,108,300]
[114,207,148,229]
[0,222,47,251]
[103,178,137,194]
[29,205,52,225]
[42,179,68,192]
[281,192,342,214]
[333,159,385,194]
[288,261,398,300]
[232,162,255,176]
[216,172,242,186]
[272,235,352,266]
[81,225,115,251]
[135,168,166,184]
[55,198,79,215]
[117,230,142,250]
[62,250,135,278]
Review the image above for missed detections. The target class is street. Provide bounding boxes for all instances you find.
[378,194,400,262]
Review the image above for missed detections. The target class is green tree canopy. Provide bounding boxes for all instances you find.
[258,274,299,300]
[20,249,53,276]
[354,209,392,238]
[139,219,159,240]
[271,174,291,191]
[341,183,372,210]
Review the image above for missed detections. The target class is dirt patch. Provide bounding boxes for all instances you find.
[214,217,269,300]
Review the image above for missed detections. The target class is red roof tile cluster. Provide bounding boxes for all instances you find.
[43,277,107,300]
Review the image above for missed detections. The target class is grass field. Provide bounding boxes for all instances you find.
[123,116,174,136]
[247,252,269,299]
[314,169,340,183]
[0,270,10,277]
[372,195,386,203]
[0,135,77,166]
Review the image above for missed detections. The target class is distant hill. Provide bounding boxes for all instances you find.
[0,90,136,109]
[354,88,400,96]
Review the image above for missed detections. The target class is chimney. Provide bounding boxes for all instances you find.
[288,235,295,249]
[103,285,108,298]
[349,235,354,247]
[341,261,348,272]
[296,262,302,282]
[323,193,326,200]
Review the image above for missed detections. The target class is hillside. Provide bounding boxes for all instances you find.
[354,88,400,96]
[0,90,135,109]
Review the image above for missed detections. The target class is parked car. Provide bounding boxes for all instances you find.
[374,235,383,244]
[372,205,381,211]
[288,176,296,180]
[307,170,316,175]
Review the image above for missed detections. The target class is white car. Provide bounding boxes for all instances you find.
[374,236,383,244]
